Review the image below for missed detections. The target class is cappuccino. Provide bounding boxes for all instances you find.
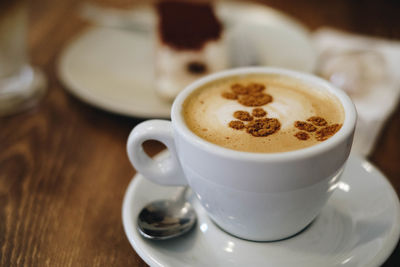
[183,74,345,153]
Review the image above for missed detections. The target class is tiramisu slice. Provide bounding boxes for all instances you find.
[155,1,228,101]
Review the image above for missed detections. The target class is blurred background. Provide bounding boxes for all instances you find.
[1,0,399,266]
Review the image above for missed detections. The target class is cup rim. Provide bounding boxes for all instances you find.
[171,67,357,161]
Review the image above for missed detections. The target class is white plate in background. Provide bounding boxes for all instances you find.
[58,1,316,118]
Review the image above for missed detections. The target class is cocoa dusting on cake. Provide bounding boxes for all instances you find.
[156,1,222,50]
[294,131,309,140]
[294,121,317,132]
[252,108,267,117]
[307,116,328,126]
[233,111,253,121]
[187,61,207,74]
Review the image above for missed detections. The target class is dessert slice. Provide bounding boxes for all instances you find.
[155,1,228,101]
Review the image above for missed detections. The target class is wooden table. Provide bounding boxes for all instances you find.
[1,0,399,266]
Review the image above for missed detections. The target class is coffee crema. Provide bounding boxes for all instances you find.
[182,74,345,153]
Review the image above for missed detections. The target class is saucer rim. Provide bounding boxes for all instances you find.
[122,154,400,267]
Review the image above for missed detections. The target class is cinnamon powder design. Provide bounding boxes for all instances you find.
[221,92,237,100]
[222,82,341,141]
[246,118,281,137]
[307,116,328,126]
[252,108,267,117]
[294,117,341,141]
[229,107,280,137]
[229,120,245,130]
[222,82,273,107]
[294,121,317,132]
[315,124,342,141]
[294,131,309,140]
[233,111,253,121]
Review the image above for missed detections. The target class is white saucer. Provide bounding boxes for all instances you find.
[122,152,400,267]
[58,1,316,118]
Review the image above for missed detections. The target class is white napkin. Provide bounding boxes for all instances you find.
[312,27,400,156]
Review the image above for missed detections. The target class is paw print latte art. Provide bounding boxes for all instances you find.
[229,109,281,137]
[183,74,345,153]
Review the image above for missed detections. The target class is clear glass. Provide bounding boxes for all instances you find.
[0,0,46,116]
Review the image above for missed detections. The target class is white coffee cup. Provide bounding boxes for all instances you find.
[127,67,357,241]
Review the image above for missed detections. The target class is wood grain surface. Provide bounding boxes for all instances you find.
[0,0,399,266]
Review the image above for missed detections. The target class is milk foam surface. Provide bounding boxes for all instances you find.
[183,74,345,153]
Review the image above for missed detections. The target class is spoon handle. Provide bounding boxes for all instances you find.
[174,186,190,204]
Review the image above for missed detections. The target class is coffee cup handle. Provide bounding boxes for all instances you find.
[127,120,187,186]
